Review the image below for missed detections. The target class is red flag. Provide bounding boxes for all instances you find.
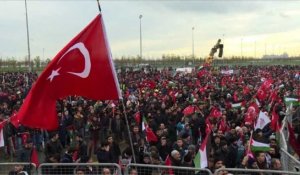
[140,80,156,89]
[270,108,279,131]
[183,105,195,116]
[221,77,227,87]
[218,119,228,133]
[31,146,40,167]
[261,79,273,91]
[233,91,239,102]
[209,107,222,118]
[134,112,141,125]
[145,127,158,143]
[198,69,207,78]
[243,86,250,95]
[256,88,267,101]
[247,102,259,116]
[72,150,78,161]
[15,15,121,130]
[165,155,174,175]
[9,111,19,128]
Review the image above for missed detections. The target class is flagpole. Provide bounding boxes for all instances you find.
[121,100,137,163]
[25,0,31,72]
[96,0,136,163]
[96,0,101,13]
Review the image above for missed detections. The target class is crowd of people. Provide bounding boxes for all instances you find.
[0,64,299,175]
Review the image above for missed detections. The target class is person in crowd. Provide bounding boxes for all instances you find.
[44,132,63,162]
[16,138,33,173]
[8,164,28,175]
[97,141,112,163]
[75,133,88,162]
[107,135,121,163]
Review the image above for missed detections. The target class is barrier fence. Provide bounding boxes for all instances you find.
[280,148,300,172]
[37,163,121,175]
[124,163,213,175]
[2,162,300,175]
[215,168,300,175]
[278,114,300,172]
[0,162,35,175]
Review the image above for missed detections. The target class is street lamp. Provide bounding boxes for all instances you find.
[25,0,31,72]
[139,15,143,60]
[192,27,195,65]
[254,41,256,58]
[241,38,243,58]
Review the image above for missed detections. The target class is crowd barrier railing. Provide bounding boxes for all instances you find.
[280,148,300,172]
[37,163,121,175]
[124,163,213,175]
[215,168,300,175]
[0,162,36,175]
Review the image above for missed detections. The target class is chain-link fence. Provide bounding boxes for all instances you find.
[124,163,213,175]
[215,168,300,175]
[38,163,121,175]
[0,162,36,175]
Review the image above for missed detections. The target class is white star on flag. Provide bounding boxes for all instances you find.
[47,68,61,82]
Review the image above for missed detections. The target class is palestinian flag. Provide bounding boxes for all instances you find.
[231,102,242,108]
[250,138,270,152]
[284,97,300,107]
[194,129,211,168]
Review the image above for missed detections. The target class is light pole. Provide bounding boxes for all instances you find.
[25,0,31,72]
[139,15,143,61]
[192,27,195,65]
[254,41,256,58]
[241,38,243,58]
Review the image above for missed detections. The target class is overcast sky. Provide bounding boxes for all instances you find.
[0,0,300,60]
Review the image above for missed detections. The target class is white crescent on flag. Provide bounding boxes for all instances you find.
[58,42,91,78]
[48,42,91,82]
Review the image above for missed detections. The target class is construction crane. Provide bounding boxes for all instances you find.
[205,39,224,65]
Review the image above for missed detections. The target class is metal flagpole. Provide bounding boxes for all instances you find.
[25,0,31,72]
[121,100,137,163]
[96,0,102,12]
[96,0,137,163]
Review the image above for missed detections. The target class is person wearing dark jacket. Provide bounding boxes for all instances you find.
[60,147,76,175]
[157,137,172,161]
[97,141,112,163]
[225,136,238,168]
[75,133,88,162]
[44,132,63,162]
[16,138,33,174]
[107,135,121,164]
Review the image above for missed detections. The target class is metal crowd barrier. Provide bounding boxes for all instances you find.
[280,148,300,172]
[0,162,36,175]
[215,168,300,175]
[124,163,213,175]
[37,163,121,175]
